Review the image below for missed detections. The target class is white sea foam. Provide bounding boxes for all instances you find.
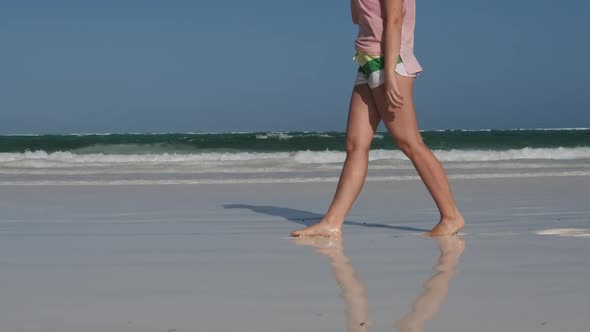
[293,147,590,164]
[433,147,590,162]
[1,147,590,170]
[0,150,291,166]
[535,228,590,238]
[255,132,294,140]
[513,127,590,131]
[255,132,334,139]
[0,171,588,186]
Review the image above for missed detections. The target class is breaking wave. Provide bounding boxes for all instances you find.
[1,147,589,169]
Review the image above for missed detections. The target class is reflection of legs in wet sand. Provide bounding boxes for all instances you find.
[293,238,370,332]
[395,236,465,332]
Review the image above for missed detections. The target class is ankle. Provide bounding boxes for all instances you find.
[323,215,344,226]
[441,209,462,221]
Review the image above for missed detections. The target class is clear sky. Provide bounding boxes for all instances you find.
[1,0,588,134]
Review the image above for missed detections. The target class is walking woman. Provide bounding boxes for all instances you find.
[291,0,464,237]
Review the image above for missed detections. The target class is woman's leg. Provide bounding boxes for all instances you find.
[370,74,464,236]
[291,85,381,237]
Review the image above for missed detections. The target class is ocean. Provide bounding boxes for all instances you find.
[1,128,589,185]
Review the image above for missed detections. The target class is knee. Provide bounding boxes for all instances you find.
[395,136,426,159]
[345,137,371,155]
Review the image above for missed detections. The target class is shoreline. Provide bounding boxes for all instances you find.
[0,172,588,186]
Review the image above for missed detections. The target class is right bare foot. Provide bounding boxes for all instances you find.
[425,214,465,237]
[290,221,342,238]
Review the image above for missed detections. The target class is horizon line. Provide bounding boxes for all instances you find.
[1,127,589,136]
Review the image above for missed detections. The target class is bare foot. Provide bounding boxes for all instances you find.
[290,221,342,238]
[425,214,465,237]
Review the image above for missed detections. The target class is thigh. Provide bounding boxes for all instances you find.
[346,85,382,148]
[370,75,422,143]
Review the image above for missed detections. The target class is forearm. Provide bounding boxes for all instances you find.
[351,0,359,24]
[383,0,403,77]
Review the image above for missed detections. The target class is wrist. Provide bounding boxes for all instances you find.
[384,69,396,81]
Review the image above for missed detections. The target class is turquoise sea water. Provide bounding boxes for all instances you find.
[0,129,589,185]
[1,129,589,154]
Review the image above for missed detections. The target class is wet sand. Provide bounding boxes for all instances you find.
[0,176,589,331]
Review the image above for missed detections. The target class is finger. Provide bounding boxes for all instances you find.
[393,95,403,108]
[388,91,394,103]
[387,92,397,106]
[394,89,404,102]
[392,92,403,107]
[388,93,401,109]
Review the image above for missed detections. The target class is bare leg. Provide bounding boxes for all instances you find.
[291,85,381,237]
[370,75,464,236]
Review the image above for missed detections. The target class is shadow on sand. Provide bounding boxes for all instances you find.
[223,204,429,233]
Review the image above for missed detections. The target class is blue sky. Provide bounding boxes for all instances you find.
[0,0,588,134]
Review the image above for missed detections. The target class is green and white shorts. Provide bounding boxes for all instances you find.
[353,51,416,89]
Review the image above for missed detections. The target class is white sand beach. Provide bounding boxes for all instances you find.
[1,176,589,331]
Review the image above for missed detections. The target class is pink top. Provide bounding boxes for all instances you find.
[352,0,423,75]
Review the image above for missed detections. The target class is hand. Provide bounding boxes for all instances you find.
[385,74,403,110]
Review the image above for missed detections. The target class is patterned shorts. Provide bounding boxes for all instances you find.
[353,51,416,89]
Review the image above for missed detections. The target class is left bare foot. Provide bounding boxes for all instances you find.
[290,221,342,238]
[426,214,465,237]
